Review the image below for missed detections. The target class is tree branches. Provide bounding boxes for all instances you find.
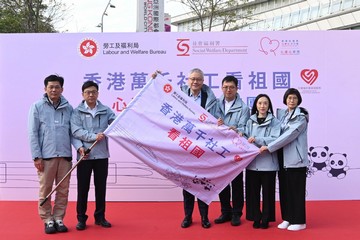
[175,0,252,31]
[0,0,67,33]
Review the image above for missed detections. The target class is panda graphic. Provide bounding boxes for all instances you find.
[308,146,329,172]
[327,153,349,179]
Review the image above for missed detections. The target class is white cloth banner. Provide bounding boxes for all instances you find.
[104,75,259,204]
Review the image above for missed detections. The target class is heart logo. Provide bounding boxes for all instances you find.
[301,69,318,85]
[234,155,242,162]
[259,37,280,56]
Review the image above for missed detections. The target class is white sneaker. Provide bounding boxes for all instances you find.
[287,224,306,231]
[277,221,290,229]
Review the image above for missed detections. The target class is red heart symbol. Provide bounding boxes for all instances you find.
[234,155,242,162]
[301,69,318,85]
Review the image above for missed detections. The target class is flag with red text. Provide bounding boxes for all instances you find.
[104,75,259,204]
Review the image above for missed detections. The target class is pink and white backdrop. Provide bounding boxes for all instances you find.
[0,31,359,201]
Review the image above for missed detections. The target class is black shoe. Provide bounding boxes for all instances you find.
[231,214,241,226]
[260,221,269,229]
[253,221,260,229]
[181,216,192,228]
[54,220,68,232]
[201,217,211,229]
[76,221,86,231]
[95,219,112,228]
[214,214,232,224]
[44,220,56,234]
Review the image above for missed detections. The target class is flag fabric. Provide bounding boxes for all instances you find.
[104,75,259,204]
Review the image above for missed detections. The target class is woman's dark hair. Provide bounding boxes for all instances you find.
[283,88,302,105]
[82,80,99,92]
[251,94,274,115]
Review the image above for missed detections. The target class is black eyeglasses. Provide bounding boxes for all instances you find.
[83,90,98,95]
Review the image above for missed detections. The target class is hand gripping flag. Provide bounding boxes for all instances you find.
[104,75,259,204]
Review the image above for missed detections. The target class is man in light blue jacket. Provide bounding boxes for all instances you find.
[152,68,216,229]
[179,68,217,229]
[28,74,82,234]
[210,75,250,226]
[71,81,116,231]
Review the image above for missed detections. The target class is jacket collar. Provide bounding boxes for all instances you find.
[250,112,274,125]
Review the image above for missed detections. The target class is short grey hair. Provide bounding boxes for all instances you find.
[188,68,204,79]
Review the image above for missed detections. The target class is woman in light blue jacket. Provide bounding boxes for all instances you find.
[260,88,309,231]
[245,94,281,229]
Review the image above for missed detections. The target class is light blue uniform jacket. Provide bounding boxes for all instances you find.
[71,101,116,160]
[245,113,281,171]
[210,93,250,134]
[267,107,310,168]
[180,84,217,111]
[28,94,82,160]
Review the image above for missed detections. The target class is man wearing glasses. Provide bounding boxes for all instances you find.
[179,68,217,229]
[210,75,250,227]
[71,81,116,231]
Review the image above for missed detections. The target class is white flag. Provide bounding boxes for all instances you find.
[104,75,259,204]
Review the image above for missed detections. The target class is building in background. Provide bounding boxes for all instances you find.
[171,0,360,31]
[136,0,172,32]
[137,0,165,32]
[165,13,171,32]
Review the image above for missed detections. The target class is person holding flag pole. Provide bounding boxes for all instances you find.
[71,80,116,231]
[210,76,250,227]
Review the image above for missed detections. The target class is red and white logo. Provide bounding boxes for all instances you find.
[163,84,172,93]
[301,69,318,85]
[177,38,190,56]
[79,38,98,58]
[234,155,242,162]
[198,113,208,122]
